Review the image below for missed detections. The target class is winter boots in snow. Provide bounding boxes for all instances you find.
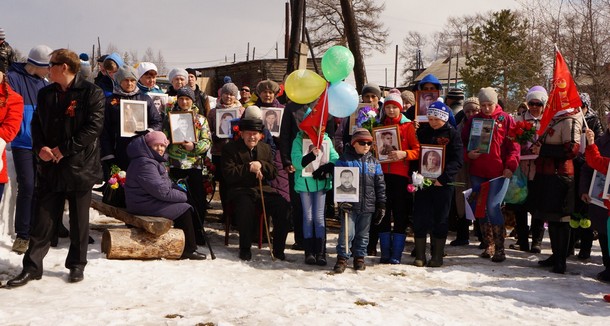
[480,222,495,258]
[390,233,406,264]
[379,232,392,264]
[333,256,348,273]
[491,224,506,263]
[427,237,446,267]
[414,237,427,267]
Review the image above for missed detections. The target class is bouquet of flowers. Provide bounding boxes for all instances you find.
[508,120,536,145]
[108,165,126,189]
[102,165,127,207]
[201,156,216,195]
[356,106,380,134]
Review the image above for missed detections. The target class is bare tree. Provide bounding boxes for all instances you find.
[306,0,389,57]
[399,31,427,84]
[105,43,118,55]
[141,47,155,63]
[155,50,167,75]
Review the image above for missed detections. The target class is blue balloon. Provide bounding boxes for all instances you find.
[328,81,359,118]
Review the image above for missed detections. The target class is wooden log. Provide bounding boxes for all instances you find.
[90,193,172,236]
[102,228,185,260]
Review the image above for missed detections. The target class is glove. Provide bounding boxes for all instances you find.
[338,202,353,214]
[301,151,317,168]
[312,162,335,180]
[373,202,386,225]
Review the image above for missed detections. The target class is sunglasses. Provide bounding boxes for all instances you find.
[241,88,250,92]
[528,101,543,107]
[357,141,373,146]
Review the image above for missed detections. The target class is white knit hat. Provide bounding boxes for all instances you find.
[27,45,53,67]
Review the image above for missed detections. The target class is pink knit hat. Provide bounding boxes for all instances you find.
[145,131,169,147]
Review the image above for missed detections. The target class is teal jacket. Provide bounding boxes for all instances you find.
[291,131,339,193]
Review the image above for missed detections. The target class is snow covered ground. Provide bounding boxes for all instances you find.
[1,198,609,326]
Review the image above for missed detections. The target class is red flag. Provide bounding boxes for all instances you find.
[298,84,329,148]
[537,47,582,135]
[474,181,490,219]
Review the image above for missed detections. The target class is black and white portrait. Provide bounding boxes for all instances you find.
[415,90,439,122]
[216,109,239,138]
[148,93,168,116]
[169,112,196,143]
[120,100,148,137]
[420,144,445,180]
[261,107,283,136]
[373,125,401,163]
[302,139,330,177]
[334,166,359,202]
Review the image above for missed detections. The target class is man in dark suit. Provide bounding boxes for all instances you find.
[7,48,105,287]
[222,116,289,261]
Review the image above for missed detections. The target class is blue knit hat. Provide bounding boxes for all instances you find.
[104,52,124,67]
[427,101,451,122]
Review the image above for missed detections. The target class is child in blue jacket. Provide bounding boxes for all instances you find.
[333,128,386,273]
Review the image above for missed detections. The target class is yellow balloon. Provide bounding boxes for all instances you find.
[284,69,327,104]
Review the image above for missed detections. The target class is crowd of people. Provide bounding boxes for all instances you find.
[0,36,608,290]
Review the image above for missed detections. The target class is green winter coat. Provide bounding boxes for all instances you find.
[291,131,338,193]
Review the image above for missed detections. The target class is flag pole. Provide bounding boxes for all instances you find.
[316,83,329,148]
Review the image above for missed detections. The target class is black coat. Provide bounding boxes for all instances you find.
[222,138,278,198]
[32,75,105,191]
[416,122,463,185]
[100,92,162,170]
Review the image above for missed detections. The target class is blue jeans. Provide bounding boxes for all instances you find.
[0,183,5,202]
[470,176,509,225]
[12,148,37,239]
[300,191,326,239]
[336,211,372,258]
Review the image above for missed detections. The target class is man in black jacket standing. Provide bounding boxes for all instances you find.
[7,49,105,287]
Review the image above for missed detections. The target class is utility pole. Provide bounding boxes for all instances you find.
[340,0,366,93]
[287,0,304,74]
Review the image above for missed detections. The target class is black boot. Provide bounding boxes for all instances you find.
[315,238,327,266]
[548,221,570,274]
[304,238,316,265]
[530,218,545,253]
[578,227,594,259]
[413,238,427,267]
[450,218,470,246]
[428,237,446,267]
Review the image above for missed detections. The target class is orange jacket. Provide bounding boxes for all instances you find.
[380,115,420,178]
[0,81,24,182]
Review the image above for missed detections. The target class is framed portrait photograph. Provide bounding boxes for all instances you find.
[148,93,169,116]
[301,139,330,177]
[589,170,607,208]
[467,118,495,154]
[120,100,148,137]
[261,107,283,137]
[168,111,196,144]
[415,90,439,122]
[334,166,360,203]
[216,108,239,139]
[420,144,445,180]
[373,125,401,163]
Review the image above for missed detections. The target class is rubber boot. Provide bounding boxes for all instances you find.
[315,238,327,266]
[413,237,427,267]
[304,238,316,265]
[428,237,446,267]
[379,232,391,264]
[530,218,545,253]
[450,218,470,246]
[514,208,530,251]
[479,222,495,258]
[390,233,406,264]
[578,227,593,259]
[491,224,506,263]
[549,222,570,274]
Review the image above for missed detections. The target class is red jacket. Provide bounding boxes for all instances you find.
[380,115,420,178]
[462,105,519,179]
[0,81,24,182]
[585,144,610,212]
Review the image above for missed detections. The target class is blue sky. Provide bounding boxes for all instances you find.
[1,0,517,86]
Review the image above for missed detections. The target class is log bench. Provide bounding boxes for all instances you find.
[90,193,185,260]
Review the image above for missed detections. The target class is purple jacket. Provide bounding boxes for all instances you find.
[124,136,191,220]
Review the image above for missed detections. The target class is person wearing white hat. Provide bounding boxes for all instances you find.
[6,44,55,254]
[136,62,163,94]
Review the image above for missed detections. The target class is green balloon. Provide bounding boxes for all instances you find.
[321,46,355,83]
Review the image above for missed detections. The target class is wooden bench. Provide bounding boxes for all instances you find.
[90,193,185,260]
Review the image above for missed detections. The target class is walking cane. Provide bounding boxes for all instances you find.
[339,203,352,258]
[258,178,275,261]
